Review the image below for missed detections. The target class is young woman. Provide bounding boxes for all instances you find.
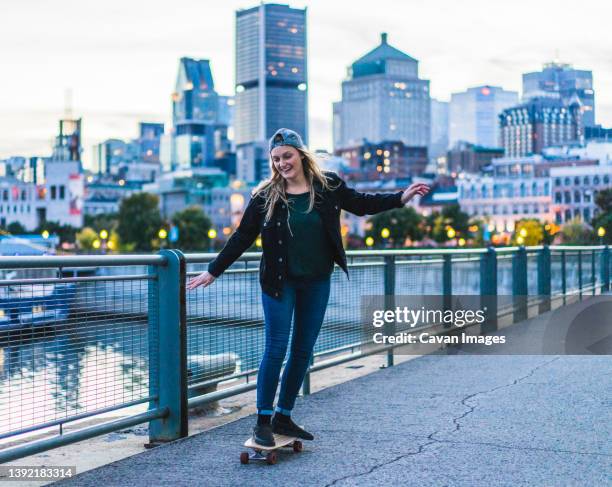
[187,128,429,447]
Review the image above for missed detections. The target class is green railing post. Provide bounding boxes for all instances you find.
[537,245,551,313]
[383,255,396,367]
[147,249,188,446]
[443,254,452,329]
[480,247,497,333]
[591,250,596,295]
[578,250,583,299]
[561,251,567,305]
[512,246,528,323]
[602,245,610,292]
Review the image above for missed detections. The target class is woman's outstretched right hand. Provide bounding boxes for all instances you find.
[186,271,216,290]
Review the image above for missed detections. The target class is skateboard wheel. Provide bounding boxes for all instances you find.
[240,452,249,464]
[293,440,303,452]
[266,451,278,465]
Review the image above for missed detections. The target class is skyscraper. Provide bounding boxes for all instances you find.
[235,3,308,182]
[522,62,594,127]
[172,58,219,125]
[163,58,232,172]
[430,98,449,161]
[499,97,582,157]
[449,85,518,148]
[138,122,164,163]
[333,33,430,151]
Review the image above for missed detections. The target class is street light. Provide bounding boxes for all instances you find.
[365,236,374,247]
[208,228,217,252]
[41,230,49,239]
[598,226,606,244]
[99,229,109,240]
[458,238,466,247]
[519,228,527,238]
[255,237,262,248]
[446,227,456,239]
[380,228,390,239]
[92,239,101,249]
[158,228,168,239]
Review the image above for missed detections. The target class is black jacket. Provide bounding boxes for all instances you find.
[208,171,405,299]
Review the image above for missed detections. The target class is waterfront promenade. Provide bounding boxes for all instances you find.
[57,299,612,487]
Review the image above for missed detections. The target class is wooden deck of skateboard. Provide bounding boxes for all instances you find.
[244,433,297,450]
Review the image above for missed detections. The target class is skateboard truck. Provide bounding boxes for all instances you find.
[241,433,304,465]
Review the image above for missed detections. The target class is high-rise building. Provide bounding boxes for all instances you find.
[234,3,308,182]
[333,33,430,151]
[523,62,595,127]
[499,97,582,157]
[138,122,164,163]
[172,58,219,125]
[430,99,449,160]
[163,58,234,172]
[92,139,133,176]
[449,85,518,148]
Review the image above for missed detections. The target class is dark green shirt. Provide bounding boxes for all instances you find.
[286,192,335,280]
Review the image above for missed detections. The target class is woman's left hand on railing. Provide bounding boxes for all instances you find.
[186,271,216,290]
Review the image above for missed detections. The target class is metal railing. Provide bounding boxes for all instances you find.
[0,245,609,462]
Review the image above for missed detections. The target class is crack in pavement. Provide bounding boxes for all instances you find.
[324,356,564,486]
[438,356,562,436]
[323,430,441,487]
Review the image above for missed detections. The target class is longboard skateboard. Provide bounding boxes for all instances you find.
[241,433,303,465]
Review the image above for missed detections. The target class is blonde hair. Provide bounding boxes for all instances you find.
[252,147,337,223]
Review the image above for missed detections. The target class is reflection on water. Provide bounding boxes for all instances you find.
[0,323,149,437]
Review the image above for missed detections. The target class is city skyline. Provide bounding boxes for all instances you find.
[2,0,611,167]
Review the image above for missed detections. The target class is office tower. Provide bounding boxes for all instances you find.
[333,33,430,152]
[138,122,164,163]
[430,98,449,160]
[499,97,582,157]
[449,85,518,148]
[172,58,219,124]
[523,62,594,127]
[163,58,232,171]
[235,3,308,182]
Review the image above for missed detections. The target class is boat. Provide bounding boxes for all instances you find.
[0,270,76,331]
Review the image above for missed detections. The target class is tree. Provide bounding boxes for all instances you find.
[366,207,424,247]
[592,188,612,244]
[36,221,78,244]
[117,193,163,251]
[426,205,470,243]
[171,206,212,251]
[84,213,119,234]
[560,219,596,245]
[512,219,545,246]
[6,222,26,235]
[76,227,98,250]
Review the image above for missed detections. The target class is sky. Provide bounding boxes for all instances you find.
[1,0,611,168]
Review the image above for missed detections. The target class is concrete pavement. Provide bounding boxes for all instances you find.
[56,305,612,486]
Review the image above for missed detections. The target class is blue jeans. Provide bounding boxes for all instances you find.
[257,276,331,415]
